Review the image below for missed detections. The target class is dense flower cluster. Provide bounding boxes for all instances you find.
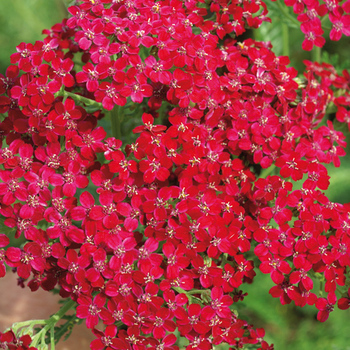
[0,0,350,349]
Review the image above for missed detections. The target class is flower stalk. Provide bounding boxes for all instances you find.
[29,299,76,348]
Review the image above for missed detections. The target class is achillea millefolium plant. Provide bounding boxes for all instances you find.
[1,0,350,349]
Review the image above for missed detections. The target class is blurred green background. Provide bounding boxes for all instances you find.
[0,1,350,349]
[0,0,68,73]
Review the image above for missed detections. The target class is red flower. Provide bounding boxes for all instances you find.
[76,62,108,92]
[289,256,313,291]
[329,12,350,41]
[73,126,107,161]
[176,303,211,335]
[338,288,350,310]
[316,292,337,322]
[300,20,326,51]
[148,334,178,350]
[163,242,190,279]
[123,68,153,103]
[202,286,233,320]
[260,254,291,284]
[76,294,110,329]
[75,18,106,51]
[91,325,119,350]
[95,81,127,110]
[151,307,176,339]
[139,155,172,183]
[6,242,46,279]
[275,151,308,181]
[45,57,75,87]
[0,168,27,205]
[62,161,89,197]
[26,76,61,106]
[145,56,173,84]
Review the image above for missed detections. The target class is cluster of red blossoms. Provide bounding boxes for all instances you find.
[0,331,36,350]
[290,0,350,48]
[278,0,350,50]
[0,0,350,349]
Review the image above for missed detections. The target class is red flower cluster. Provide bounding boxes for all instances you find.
[274,0,350,50]
[0,0,350,349]
[0,330,38,350]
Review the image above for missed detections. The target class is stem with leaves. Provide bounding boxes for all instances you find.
[8,299,77,349]
[54,87,103,110]
[275,0,300,28]
[31,299,76,348]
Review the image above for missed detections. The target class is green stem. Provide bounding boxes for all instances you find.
[172,287,188,295]
[312,45,321,63]
[50,325,55,350]
[319,280,324,297]
[55,85,65,99]
[110,105,122,140]
[276,0,300,27]
[63,91,103,109]
[282,23,289,57]
[30,299,76,347]
[172,287,211,305]
[49,299,76,325]
[54,89,103,109]
[186,289,211,295]
[10,320,47,334]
